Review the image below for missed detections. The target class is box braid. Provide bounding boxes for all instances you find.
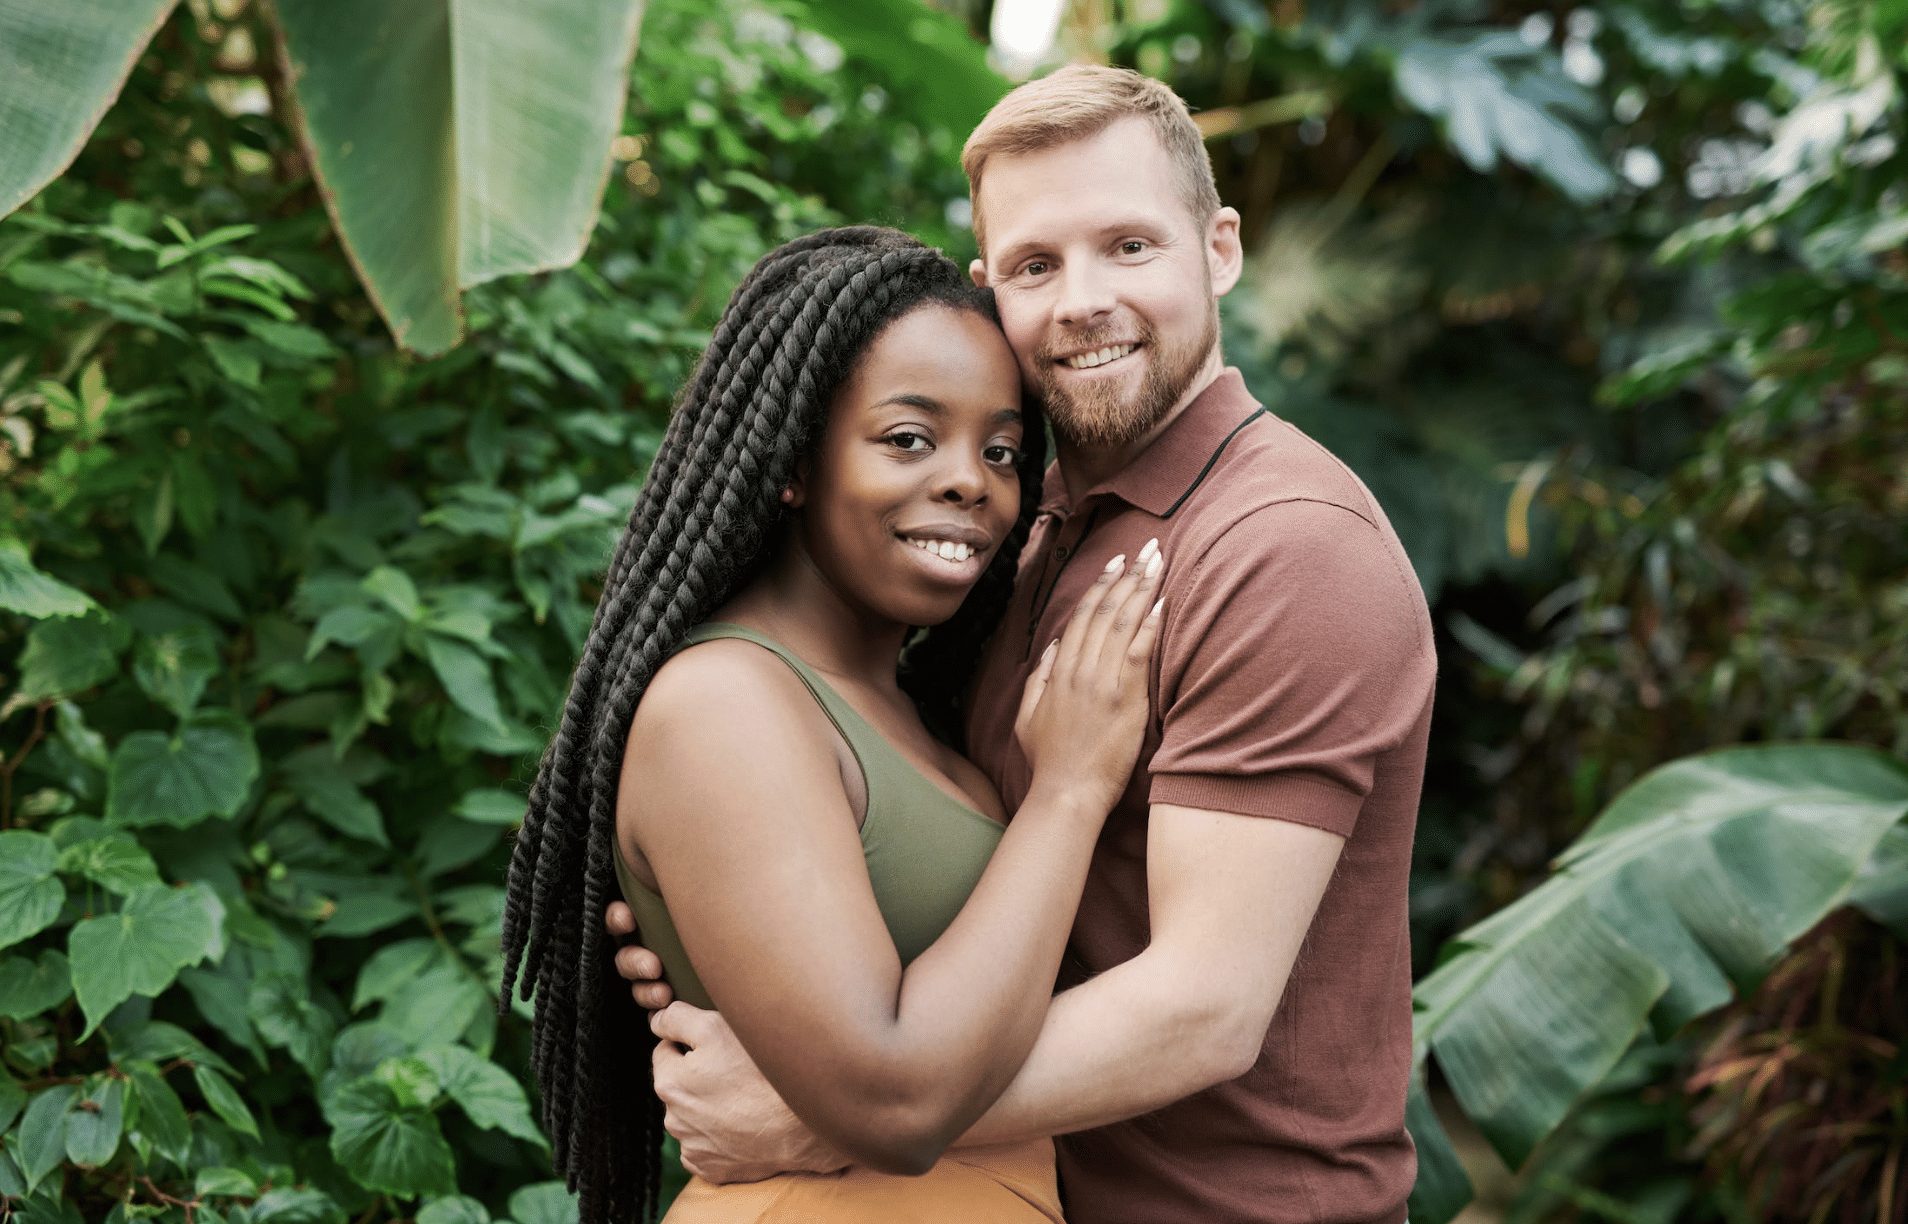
[498,227,1047,1223]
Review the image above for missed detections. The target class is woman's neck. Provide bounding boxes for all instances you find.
[716,541,910,689]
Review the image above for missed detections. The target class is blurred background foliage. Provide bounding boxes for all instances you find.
[1,0,1903,1220]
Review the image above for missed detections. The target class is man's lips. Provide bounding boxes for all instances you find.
[1052,342,1142,371]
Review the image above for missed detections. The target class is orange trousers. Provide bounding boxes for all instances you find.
[661,1138,1063,1223]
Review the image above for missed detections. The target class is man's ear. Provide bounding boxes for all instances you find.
[1207,206,1244,298]
[969,257,989,288]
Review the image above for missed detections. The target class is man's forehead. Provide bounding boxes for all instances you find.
[974,121,1188,256]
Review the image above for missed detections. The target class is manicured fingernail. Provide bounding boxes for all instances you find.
[1042,639,1058,660]
[1148,598,1164,618]
[1145,552,1162,578]
[1103,554,1125,575]
[1137,537,1159,563]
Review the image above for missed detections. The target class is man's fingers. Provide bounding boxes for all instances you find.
[649,1000,715,1046]
[615,944,663,982]
[604,900,637,937]
[633,981,675,1011]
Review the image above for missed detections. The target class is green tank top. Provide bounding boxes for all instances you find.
[611,622,1006,1010]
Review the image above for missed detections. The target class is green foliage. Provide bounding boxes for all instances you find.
[0,0,972,1218]
[0,0,644,355]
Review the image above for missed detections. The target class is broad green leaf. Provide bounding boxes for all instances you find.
[0,831,64,951]
[373,1055,441,1111]
[323,1077,456,1197]
[361,565,423,621]
[271,0,645,354]
[417,812,501,878]
[13,612,129,703]
[248,1186,345,1224]
[249,970,337,1077]
[14,1085,76,1193]
[785,0,1004,131]
[424,635,508,731]
[1403,1070,1473,1224]
[0,950,72,1020]
[454,787,526,825]
[57,831,161,896]
[68,882,226,1037]
[108,1018,237,1078]
[125,1062,191,1166]
[192,1065,258,1139]
[377,959,488,1048]
[106,717,259,828]
[352,939,438,1012]
[0,1072,23,1134]
[131,621,221,716]
[419,1197,490,1224]
[282,758,388,846]
[1410,744,1908,1193]
[194,1167,259,1198]
[1851,823,1908,937]
[418,1045,543,1145]
[505,1181,578,1224]
[63,1076,124,1167]
[0,539,94,618]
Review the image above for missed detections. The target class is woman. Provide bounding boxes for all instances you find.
[498,227,1162,1223]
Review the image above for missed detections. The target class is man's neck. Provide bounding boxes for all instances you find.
[1053,347,1226,505]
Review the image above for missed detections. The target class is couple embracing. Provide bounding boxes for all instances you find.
[500,65,1434,1224]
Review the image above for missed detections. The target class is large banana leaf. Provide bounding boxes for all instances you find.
[0,0,182,217]
[1407,743,1908,1223]
[272,0,643,354]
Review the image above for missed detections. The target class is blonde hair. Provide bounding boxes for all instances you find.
[962,65,1220,253]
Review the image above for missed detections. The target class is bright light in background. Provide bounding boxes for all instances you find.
[991,0,1068,80]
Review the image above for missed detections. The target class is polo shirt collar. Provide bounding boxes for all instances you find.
[1039,368,1266,519]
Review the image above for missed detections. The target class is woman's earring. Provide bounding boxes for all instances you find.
[779,487,795,505]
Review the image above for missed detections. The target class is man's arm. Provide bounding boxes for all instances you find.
[954,802,1341,1145]
[641,801,1340,1178]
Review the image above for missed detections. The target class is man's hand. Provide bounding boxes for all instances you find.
[649,1003,849,1183]
[605,900,674,1010]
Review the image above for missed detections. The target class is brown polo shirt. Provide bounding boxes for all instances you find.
[965,369,1435,1224]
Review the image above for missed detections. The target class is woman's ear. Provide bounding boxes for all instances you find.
[781,460,809,509]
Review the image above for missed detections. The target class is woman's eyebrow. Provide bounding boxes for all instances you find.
[871,393,946,414]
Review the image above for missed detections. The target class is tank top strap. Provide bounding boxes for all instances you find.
[680,622,890,780]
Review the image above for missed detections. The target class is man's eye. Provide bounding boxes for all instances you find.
[885,431,931,452]
[1021,260,1050,277]
[1120,240,1147,255]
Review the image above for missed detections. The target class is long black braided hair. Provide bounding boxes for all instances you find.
[498,227,1047,1223]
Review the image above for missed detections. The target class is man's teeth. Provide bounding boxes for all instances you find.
[905,537,975,562]
[1065,343,1136,370]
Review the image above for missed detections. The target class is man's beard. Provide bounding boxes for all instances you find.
[1032,302,1218,451]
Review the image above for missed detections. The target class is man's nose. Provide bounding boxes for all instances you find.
[1054,262,1116,329]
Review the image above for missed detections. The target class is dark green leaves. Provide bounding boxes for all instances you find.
[323,1078,456,1198]
[105,716,259,828]
[0,951,72,1020]
[67,883,225,1036]
[0,539,95,619]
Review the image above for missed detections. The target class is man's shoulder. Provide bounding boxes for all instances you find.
[1172,413,1405,567]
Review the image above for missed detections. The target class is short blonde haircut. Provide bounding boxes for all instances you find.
[962,65,1221,253]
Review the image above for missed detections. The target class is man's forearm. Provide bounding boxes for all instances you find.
[954,945,1259,1147]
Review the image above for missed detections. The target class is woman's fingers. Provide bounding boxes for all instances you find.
[1013,637,1060,734]
[1056,551,1127,681]
[1085,538,1162,673]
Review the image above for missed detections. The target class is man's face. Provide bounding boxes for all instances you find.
[971,117,1241,450]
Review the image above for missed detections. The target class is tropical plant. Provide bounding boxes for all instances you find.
[1402,744,1908,1223]
[0,0,646,354]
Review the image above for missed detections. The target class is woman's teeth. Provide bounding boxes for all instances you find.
[1065,343,1135,370]
[905,537,975,563]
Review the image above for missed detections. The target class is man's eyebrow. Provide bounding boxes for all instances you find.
[992,217,1172,268]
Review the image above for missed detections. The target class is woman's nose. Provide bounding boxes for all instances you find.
[935,452,989,504]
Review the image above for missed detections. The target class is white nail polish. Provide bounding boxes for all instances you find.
[1103,554,1125,574]
[1137,537,1158,563]
[1146,552,1162,578]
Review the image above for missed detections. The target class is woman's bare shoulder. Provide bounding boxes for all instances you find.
[624,636,838,783]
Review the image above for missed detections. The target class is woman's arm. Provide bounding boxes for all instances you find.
[623,556,1160,1175]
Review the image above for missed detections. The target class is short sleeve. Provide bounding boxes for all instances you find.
[1147,499,1435,837]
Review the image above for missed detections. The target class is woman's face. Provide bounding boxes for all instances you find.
[791,303,1026,628]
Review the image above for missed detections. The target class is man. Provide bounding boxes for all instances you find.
[611,65,1435,1223]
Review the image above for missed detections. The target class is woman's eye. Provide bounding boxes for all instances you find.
[884,431,931,453]
[985,444,1023,466]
